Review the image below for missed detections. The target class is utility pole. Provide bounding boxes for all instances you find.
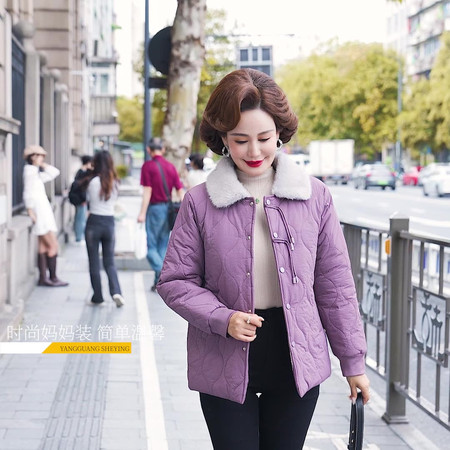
[143,0,151,161]
[395,62,403,174]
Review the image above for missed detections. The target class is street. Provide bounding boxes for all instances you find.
[329,182,450,240]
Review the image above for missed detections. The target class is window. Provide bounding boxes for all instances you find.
[262,47,271,61]
[100,74,109,94]
[252,48,258,61]
[240,49,248,62]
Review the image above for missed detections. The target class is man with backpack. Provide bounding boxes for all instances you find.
[69,155,93,242]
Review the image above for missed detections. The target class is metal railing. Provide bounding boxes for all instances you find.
[91,96,117,124]
[342,216,450,431]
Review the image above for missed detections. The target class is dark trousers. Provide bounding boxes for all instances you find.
[200,307,319,450]
[85,214,121,302]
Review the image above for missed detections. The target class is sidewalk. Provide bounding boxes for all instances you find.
[0,189,447,449]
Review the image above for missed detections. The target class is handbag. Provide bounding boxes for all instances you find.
[134,223,147,260]
[348,392,364,450]
[155,160,181,230]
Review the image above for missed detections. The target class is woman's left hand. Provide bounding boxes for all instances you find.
[346,374,370,405]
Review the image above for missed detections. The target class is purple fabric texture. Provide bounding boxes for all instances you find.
[157,153,366,404]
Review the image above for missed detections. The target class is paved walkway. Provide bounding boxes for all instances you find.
[0,189,447,449]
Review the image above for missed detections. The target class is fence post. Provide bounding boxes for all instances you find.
[382,213,409,424]
[343,224,362,297]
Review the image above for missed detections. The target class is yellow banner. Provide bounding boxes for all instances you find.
[42,342,132,354]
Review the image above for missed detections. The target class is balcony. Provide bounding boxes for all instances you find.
[91,96,118,124]
[91,96,119,137]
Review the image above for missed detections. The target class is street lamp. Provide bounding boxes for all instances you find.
[143,0,151,161]
[395,61,403,174]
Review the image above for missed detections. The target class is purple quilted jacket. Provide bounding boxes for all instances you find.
[158,152,367,404]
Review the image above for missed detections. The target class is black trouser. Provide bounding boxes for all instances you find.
[85,214,121,302]
[200,307,319,450]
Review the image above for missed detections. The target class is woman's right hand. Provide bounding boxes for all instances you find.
[27,209,37,224]
[227,311,264,342]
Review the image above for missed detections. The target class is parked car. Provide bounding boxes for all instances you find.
[353,164,396,190]
[418,163,449,186]
[422,165,450,197]
[350,162,364,181]
[402,166,421,186]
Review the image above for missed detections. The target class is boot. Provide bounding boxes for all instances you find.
[46,255,69,287]
[37,253,54,286]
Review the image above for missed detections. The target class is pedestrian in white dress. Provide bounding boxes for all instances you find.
[23,145,68,287]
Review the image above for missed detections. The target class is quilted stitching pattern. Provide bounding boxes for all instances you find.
[158,178,367,404]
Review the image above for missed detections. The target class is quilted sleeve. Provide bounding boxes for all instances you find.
[313,187,367,377]
[157,193,235,338]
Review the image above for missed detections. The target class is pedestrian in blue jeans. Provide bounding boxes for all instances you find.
[83,151,124,307]
[137,137,184,291]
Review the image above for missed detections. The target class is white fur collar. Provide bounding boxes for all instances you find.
[206,152,311,208]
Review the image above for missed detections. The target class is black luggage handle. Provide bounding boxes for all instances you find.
[348,391,364,450]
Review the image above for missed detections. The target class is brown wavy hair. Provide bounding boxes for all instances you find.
[91,150,118,201]
[199,69,298,155]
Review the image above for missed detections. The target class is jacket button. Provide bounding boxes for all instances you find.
[273,232,278,238]
[242,346,247,351]
[246,272,250,277]
[266,199,271,205]
[291,341,295,348]
[286,303,291,309]
[250,201,254,206]
[247,235,251,240]
[279,267,285,273]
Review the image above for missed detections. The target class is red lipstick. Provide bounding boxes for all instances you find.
[245,160,264,168]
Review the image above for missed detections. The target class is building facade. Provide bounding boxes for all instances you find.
[387,0,450,79]
[0,0,119,339]
[236,44,273,77]
[89,0,119,152]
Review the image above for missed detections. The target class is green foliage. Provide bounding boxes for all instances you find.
[277,42,399,159]
[399,32,450,158]
[399,78,433,159]
[193,9,235,150]
[116,96,144,143]
[428,32,450,151]
[115,164,129,179]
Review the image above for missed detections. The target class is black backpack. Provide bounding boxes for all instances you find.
[68,179,86,206]
[69,176,86,206]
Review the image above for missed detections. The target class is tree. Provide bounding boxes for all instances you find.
[399,32,450,161]
[193,8,234,151]
[398,78,433,160]
[133,6,232,159]
[427,32,450,158]
[277,42,399,160]
[116,96,144,142]
[162,0,207,175]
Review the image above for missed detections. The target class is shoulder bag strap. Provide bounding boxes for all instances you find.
[154,159,171,203]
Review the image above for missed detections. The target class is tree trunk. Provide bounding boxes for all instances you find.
[162,0,206,178]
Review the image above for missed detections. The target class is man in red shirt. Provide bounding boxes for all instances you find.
[137,138,184,291]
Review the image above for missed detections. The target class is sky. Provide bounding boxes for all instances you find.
[116,0,390,96]
[149,0,389,64]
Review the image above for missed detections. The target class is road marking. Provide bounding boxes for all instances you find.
[410,216,450,228]
[355,217,389,229]
[135,271,168,450]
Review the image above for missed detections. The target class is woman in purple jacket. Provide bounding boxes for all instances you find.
[158,69,369,450]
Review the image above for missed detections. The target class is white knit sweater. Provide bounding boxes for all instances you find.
[237,168,283,309]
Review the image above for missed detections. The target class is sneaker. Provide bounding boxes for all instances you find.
[91,299,104,305]
[150,284,157,293]
[112,294,125,308]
